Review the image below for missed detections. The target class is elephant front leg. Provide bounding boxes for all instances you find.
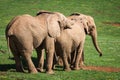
[45,37,55,74]
[46,49,54,74]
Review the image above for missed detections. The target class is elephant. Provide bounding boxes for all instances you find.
[5,10,72,74]
[53,13,103,71]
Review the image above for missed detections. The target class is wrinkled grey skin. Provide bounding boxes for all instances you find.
[5,10,71,74]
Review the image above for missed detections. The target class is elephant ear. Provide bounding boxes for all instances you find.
[82,19,89,34]
[47,14,60,38]
[55,12,72,29]
[79,16,89,34]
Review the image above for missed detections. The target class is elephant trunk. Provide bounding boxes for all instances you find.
[91,30,102,56]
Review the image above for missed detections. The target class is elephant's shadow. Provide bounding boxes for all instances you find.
[0,57,63,72]
[0,57,39,72]
[0,64,15,72]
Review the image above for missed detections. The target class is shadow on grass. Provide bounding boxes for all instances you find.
[0,64,15,71]
[0,57,39,72]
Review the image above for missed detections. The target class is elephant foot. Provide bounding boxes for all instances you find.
[37,68,44,72]
[29,69,38,74]
[79,61,85,67]
[46,70,54,74]
[64,68,71,71]
[30,71,38,74]
[72,67,80,70]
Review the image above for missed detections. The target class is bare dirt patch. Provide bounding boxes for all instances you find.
[103,22,120,27]
[81,66,120,72]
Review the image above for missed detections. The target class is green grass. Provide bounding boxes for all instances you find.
[0,0,120,80]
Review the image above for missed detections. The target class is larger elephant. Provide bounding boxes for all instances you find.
[54,13,103,71]
[5,10,71,74]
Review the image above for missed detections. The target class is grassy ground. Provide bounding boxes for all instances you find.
[0,0,120,80]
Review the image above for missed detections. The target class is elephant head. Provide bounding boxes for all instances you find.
[70,13,102,56]
[37,10,72,38]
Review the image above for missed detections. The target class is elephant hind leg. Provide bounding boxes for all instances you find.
[36,47,44,72]
[11,36,37,74]
[62,50,71,71]
[70,50,76,69]
[79,51,85,67]
[9,37,24,72]
[23,50,38,73]
[73,44,84,70]
[13,54,24,72]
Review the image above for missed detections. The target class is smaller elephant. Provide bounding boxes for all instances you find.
[5,10,71,74]
[54,13,102,71]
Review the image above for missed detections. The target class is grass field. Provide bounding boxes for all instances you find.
[0,0,120,80]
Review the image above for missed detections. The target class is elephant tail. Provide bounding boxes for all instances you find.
[5,25,13,58]
[6,36,12,58]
